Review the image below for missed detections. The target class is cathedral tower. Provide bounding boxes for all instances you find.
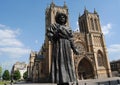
[44,2,69,75]
[73,8,112,79]
[28,3,112,82]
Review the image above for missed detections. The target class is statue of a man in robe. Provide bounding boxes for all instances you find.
[47,12,79,85]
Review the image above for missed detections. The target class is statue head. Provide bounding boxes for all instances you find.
[55,12,67,25]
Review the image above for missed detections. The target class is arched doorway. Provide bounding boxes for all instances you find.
[78,58,94,80]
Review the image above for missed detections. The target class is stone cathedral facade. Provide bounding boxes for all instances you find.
[27,2,112,82]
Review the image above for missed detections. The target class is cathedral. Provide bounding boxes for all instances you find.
[27,2,112,82]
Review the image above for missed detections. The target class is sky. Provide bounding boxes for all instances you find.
[0,0,120,72]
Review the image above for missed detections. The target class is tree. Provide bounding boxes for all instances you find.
[13,70,21,80]
[23,71,28,80]
[0,66,2,79]
[2,70,10,80]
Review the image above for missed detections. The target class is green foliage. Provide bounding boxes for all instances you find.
[0,66,2,79]
[2,70,10,80]
[23,71,28,80]
[13,70,21,80]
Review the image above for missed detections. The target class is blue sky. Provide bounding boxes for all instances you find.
[0,0,120,71]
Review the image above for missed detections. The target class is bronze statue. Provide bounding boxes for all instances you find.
[47,12,79,85]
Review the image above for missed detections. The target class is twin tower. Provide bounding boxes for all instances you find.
[28,2,112,82]
[44,2,112,79]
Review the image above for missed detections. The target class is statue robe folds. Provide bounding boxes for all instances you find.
[47,23,76,84]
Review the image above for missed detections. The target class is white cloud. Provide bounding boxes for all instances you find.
[0,24,31,58]
[107,44,120,61]
[0,26,22,47]
[0,47,31,58]
[108,44,120,52]
[101,23,112,35]
[0,38,23,47]
[0,24,9,29]
[35,40,39,44]
[0,29,17,39]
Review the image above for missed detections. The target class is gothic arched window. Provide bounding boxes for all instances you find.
[94,19,98,31]
[82,21,84,32]
[97,50,104,66]
[83,20,86,32]
[91,18,94,30]
[80,21,83,32]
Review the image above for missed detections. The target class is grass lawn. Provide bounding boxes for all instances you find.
[0,81,10,85]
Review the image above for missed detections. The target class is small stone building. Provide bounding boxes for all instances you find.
[12,62,27,79]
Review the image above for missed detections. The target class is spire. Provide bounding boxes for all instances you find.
[84,6,88,14]
[64,0,66,5]
[46,3,49,10]
[79,12,81,16]
[64,0,67,8]
[94,8,97,14]
[52,0,54,4]
[50,0,55,7]
[45,3,49,14]
[84,6,86,11]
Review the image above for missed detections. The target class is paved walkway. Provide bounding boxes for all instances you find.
[8,83,57,85]
[9,83,57,85]
[78,77,120,85]
[6,77,120,85]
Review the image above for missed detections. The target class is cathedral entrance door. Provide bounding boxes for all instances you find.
[78,58,94,80]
